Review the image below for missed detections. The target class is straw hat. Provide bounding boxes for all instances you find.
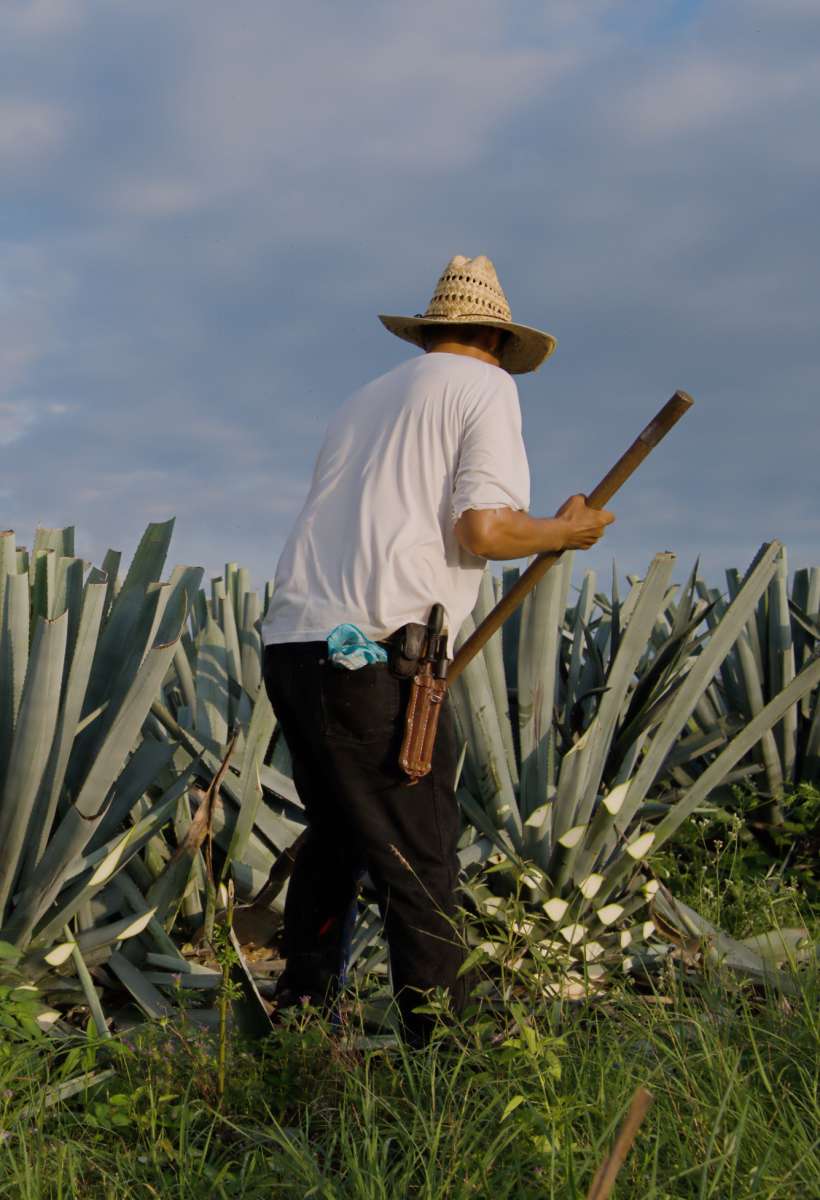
[379,254,557,374]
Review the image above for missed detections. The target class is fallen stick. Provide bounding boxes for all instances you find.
[586,1086,654,1200]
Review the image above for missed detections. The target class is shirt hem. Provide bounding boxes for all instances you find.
[262,623,393,647]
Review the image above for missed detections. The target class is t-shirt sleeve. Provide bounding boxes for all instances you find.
[451,376,531,522]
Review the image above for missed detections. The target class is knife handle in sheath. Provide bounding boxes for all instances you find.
[399,607,448,781]
[398,669,448,782]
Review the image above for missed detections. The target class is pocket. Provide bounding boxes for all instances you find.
[320,662,406,743]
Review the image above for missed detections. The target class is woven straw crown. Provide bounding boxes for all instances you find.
[425,255,512,322]
[379,254,556,375]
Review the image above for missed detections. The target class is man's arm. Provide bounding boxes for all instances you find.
[454,494,614,560]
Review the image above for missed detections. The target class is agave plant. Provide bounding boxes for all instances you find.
[0,522,279,1029]
[439,540,819,995]
[694,553,819,813]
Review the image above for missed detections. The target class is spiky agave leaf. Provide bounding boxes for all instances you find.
[696,548,818,801]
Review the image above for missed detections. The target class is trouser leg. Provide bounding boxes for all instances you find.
[325,708,466,1041]
[262,647,359,1002]
[277,827,359,1002]
[317,659,466,1041]
[263,643,466,1040]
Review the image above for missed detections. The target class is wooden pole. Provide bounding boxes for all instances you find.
[586,1086,654,1200]
[448,391,693,685]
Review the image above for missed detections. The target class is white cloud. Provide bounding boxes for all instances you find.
[0,401,37,445]
[616,56,819,140]
[0,99,69,167]
[0,246,71,392]
[0,395,70,448]
[0,0,87,37]
[718,0,820,25]
[171,2,552,199]
[107,176,205,219]
[72,468,169,505]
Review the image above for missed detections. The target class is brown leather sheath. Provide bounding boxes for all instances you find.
[399,667,449,782]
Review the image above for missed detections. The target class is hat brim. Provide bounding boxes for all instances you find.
[378,313,557,375]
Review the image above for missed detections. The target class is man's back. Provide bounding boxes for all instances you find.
[262,351,530,648]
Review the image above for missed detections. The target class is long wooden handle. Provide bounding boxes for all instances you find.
[448,390,693,684]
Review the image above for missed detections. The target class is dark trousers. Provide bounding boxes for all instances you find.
[262,642,466,1041]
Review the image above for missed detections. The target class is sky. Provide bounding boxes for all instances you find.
[1,0,818,600]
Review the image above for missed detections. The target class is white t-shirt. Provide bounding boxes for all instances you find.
[261,352,530,651]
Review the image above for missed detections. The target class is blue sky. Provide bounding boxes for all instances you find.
[1,0,818,596]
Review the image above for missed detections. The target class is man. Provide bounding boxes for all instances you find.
[261,254,614,1043]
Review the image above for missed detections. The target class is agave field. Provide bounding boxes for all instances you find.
[0,520,818,1037]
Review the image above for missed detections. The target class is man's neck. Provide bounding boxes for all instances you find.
[426,343,503,368]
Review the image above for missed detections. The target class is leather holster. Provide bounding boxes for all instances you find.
[385,622,427,678]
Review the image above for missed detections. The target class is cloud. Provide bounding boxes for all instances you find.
[107,177,205,220]
[0,402,37,446]
[0,0,817,593]
[0,245,72,398]
[612,47,820,146]
[0,0,87,38]
[0,99,69,168]
[149,0,558,236]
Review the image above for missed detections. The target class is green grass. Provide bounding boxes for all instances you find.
[1,960,817,1199]
[653,784,819,940]
[2,795,818,1200]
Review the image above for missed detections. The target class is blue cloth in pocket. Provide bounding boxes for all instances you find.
[326,624,388,670]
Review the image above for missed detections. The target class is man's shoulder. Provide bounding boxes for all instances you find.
[340,354,516,431]
[442,356,519,413]
[369,351,516,396]
[350,354,421,400]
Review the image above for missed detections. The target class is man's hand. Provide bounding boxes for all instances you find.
[454,498,615,560]
[555,494,615,549]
